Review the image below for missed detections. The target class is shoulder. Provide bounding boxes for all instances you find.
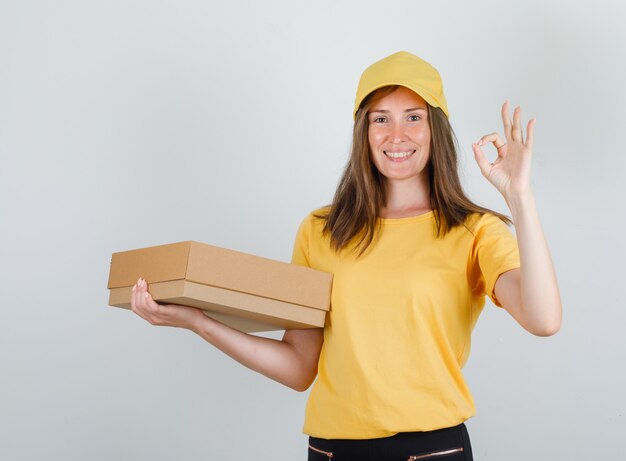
[463,212,511,237]
[295,207,330,239]
[310,206,331,220]
[298,207,330,229]
[292,207,332,267]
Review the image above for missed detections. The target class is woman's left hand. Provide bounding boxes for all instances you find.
[472,101,535,199]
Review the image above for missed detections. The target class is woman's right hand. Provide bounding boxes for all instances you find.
[129,278,324,391]
[130,278,206,331]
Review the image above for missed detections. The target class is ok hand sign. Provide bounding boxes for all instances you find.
[472,101,536,200]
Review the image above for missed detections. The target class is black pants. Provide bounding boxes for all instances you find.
[308,423,473,461]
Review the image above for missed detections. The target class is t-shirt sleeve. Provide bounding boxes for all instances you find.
[291,214,312,268]
[471,213,521,307]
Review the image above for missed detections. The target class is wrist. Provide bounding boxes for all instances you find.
[188,310,218,335]
[505,190,535,209]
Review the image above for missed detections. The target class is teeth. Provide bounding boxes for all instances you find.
[385,151,413,159]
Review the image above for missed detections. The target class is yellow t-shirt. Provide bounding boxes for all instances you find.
[291,210,520,439]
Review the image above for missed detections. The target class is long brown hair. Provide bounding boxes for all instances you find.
[318,85,510,255]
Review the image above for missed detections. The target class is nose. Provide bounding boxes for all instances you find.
[389,121,406,143]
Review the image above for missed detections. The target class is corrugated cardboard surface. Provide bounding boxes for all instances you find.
[107,241,332,332]
[107,241,192,287]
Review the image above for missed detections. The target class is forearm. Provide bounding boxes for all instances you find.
[506,192,562,334]
[132,279,320,390]
[189,314,318,391]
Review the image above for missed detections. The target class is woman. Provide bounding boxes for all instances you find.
[131,51,561,460]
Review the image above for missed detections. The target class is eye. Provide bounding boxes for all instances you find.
[371,116,387,123]
[408,114,422,122]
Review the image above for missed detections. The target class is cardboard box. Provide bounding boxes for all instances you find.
[107,241,332,332]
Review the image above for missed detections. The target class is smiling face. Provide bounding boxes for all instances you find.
[367,86,431,186]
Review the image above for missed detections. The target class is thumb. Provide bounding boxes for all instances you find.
[472,143,491,178]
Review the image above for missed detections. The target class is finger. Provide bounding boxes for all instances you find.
[130,281,148,318]
[135,279,161,324]
[477,132,507,152]
[135,278,152,312]
[138,279,156,313]
[501,101,513,141]
[512,106,522,142]
[477,132,501,145]
[472,143,492,178]
[131,279,145,313]
[140,279,161,313]
[134,278,145,309]
[526,118,536,150]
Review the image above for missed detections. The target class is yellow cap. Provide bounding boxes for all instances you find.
[353,51,449,119]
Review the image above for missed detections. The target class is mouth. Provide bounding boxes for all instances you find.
[384,150,415,160]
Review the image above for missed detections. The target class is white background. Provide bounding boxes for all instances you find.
[1,1,624,460]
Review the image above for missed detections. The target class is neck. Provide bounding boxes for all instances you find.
[381,176,431,218]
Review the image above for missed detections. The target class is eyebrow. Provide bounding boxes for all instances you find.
[369,107,427,114]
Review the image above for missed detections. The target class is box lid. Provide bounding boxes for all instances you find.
[107,241,192,288]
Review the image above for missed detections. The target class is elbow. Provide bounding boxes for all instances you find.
[286,368,318,392]
[292,382,313,392]
[519,298,562,337]
[528,312,562,337]
[531,322,561,337]
[290,373,317,392]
